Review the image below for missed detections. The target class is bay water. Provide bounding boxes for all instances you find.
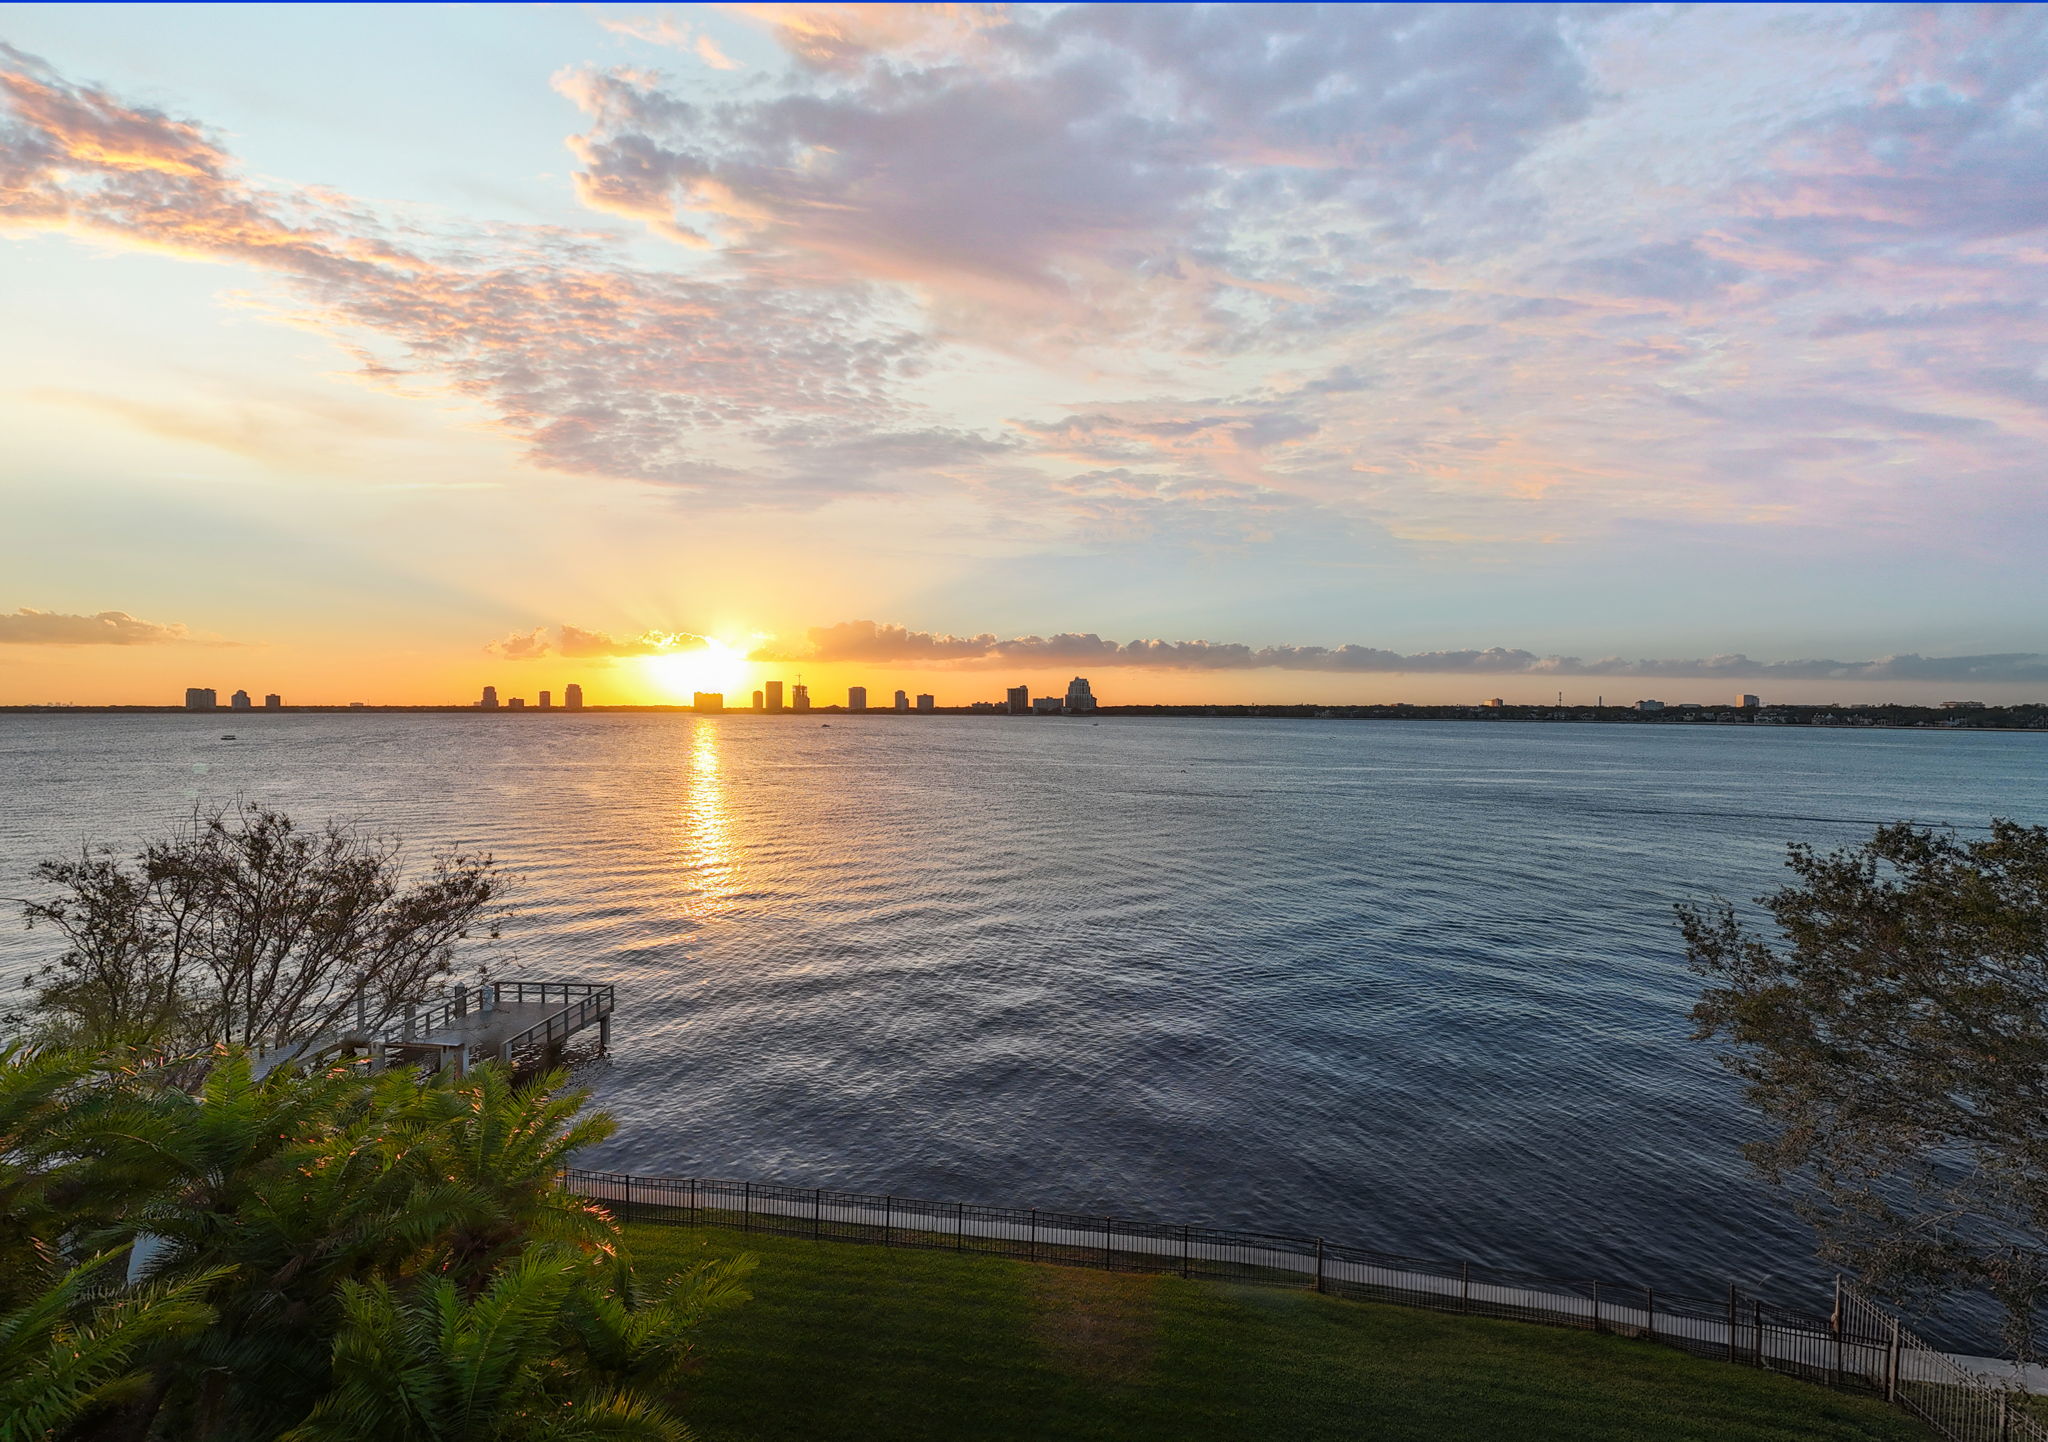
[3,713,2039,1339]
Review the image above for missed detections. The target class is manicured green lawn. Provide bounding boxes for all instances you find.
[626,1223,1930,1442]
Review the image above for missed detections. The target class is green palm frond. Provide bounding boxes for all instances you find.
[0,1253,228,1442]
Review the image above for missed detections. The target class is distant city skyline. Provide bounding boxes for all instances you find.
[5,6,2048,708]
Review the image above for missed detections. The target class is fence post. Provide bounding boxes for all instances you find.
[1753,1299,1764,1368]
[1645,1286,1655,1343]
[884,1195,893,1247]
[1102,1215,1112,1272]
[1315,1237,1326,1294]
[690,1176,698,1220]
[622,1175,634,1226]
[814,1187,822,1240]
[1181,1224,1191,1280]
[1592,1280,1602,1333]
[743,1181,752,1234]
[1830,1276,1842,1390]
[957,1200,965,1252]
[1727,1285,1739,1365]
[1885,1315,1901,1403]
[1029,1208,1038,1263]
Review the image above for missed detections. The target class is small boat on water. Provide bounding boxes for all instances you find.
[220,734,237,741]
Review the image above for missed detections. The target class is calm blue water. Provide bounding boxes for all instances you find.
[2,713,2040,1335]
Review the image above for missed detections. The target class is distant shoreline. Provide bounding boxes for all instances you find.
[4,703,2043,732]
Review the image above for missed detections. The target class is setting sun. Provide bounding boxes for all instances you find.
[639,639,752,702]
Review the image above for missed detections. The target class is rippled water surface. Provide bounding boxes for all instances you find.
[4,713,2041,1322]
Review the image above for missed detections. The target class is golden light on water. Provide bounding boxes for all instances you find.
[678,717,736,914]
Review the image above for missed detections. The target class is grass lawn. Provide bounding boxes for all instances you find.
[625,1223,1931,1442]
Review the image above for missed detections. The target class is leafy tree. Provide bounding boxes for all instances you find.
[1682,818,2048,1359]
[20,807,504,1057]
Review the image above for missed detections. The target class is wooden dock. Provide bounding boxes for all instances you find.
[261,980,615,1079]
[382,980,615,1075]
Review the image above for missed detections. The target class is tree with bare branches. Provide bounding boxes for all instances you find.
[19,807,505,1057]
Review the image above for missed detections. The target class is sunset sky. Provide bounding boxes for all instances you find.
[4,3,2046,707]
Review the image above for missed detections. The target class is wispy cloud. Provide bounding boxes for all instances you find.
[0,607,196,646]
[0,43,920,508]
[10,5,2048,555]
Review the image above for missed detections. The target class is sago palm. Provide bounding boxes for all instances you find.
[383,1066,620,1283]
[0,1250,226,1442]
[283,1250,688,1442]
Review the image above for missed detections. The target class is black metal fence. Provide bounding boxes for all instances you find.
[561,1169,2044,1442]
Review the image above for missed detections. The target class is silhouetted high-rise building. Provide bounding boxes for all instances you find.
[766,681,784,713]
[1737,693,1761,709]
[848,686,867,712]
[184,687,217,711]
[752,689,764,711]
[564,684,583,710]
[1064,677,1097,714]
[916,693,935,712]
[539,690,552,709]
[893,689,909,712]
[263,694,281,709]
[694,692,723,712]
[508,697,526,709]
[230,689,252,710]
[792,682,810,712]
[1006,684,1028,715]
[479,686,499,710]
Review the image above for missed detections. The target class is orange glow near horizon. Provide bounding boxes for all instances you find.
[637,639,753,702]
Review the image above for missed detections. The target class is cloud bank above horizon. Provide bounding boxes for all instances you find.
[461,617,2043,687]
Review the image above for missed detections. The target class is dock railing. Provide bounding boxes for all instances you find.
[500,984,615,1058]
[561,1169,2046,1442]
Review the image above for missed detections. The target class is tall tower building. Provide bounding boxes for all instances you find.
[184,687,217,711]
[915,693,935,712]
[1064,677,1097,713]
[792,682,811,712]
[539,690,552,709]
[480,686,499,710]
[1737,693,1761,709]
[848,686,867,711]
[263,694,281,709]
[1005,684,1028,716]
[230,689,252,710]
[564,684,583,710]
[752,689,764,711]
[893,689,909,712]
[693,692,724,712]
[766,681,785,713]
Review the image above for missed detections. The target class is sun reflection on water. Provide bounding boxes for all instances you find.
[678,718,736,913]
